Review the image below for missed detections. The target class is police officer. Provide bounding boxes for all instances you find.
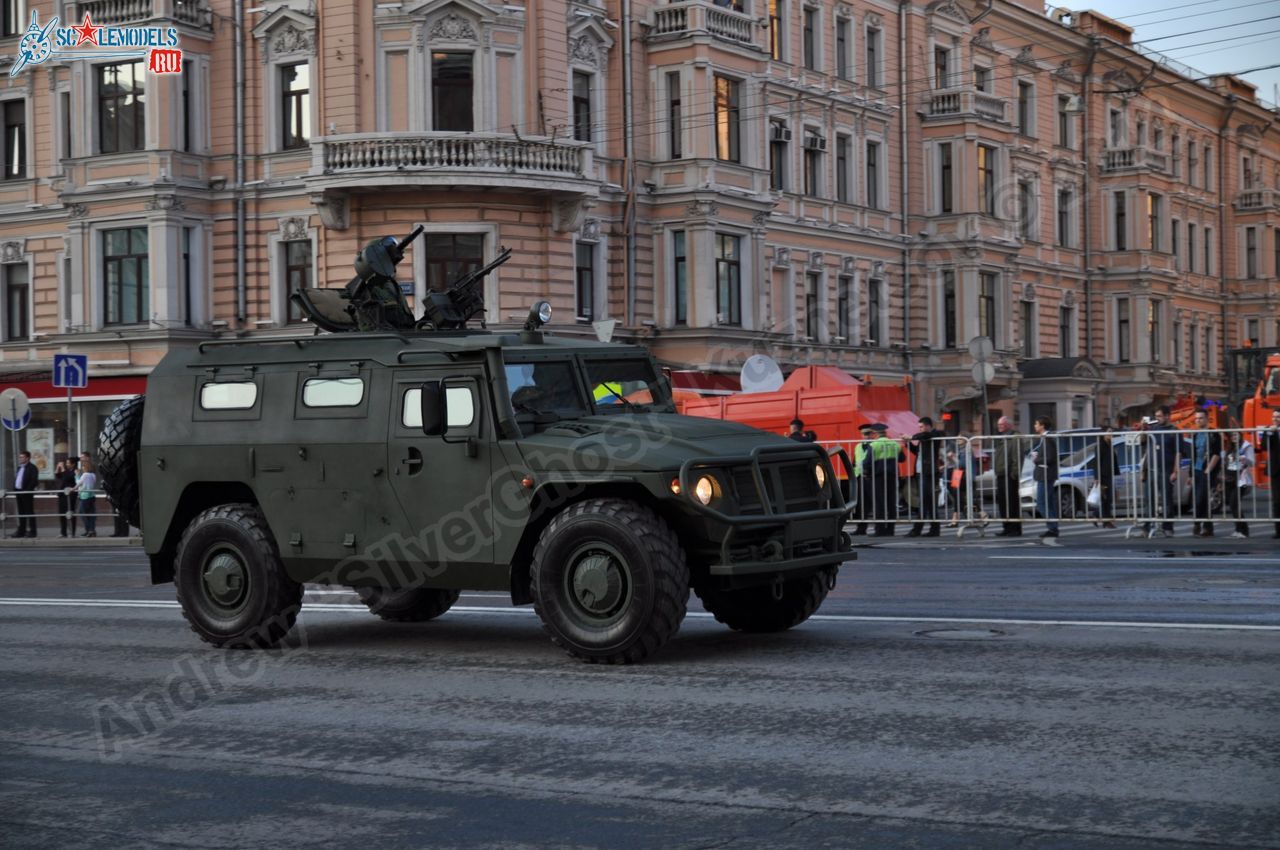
[850,423,876,535]
[869,423,904,537]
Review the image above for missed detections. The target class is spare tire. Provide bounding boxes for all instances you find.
[98,395,145,529]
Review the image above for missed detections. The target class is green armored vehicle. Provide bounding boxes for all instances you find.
[99,230,853,663]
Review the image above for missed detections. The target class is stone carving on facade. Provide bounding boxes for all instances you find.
[0,241,25,263]
[971,27,992,49]
[871,260,885,277]
[1062,289,1075,307]
[430,12,478,42]
[808,251,824,269]
[773,247,791,268]
[865,12,883,29]
[273,25,315,56]
[570,35,599,68]
[835,4,853,20]
[686,200,718,218]
[1052,60,1079,82]
[1021,282,1037,302]
[842,256,855,273]
[580,218,601,242]
[280,217,309,240]
[926,0,967,23]
[752,212,770,227]
[146,195,184,212]
[1014,45,1036,67]
[66,204,88,219]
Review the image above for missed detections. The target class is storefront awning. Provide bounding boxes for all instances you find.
[0,376,147,402]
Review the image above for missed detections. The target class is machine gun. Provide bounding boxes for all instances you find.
[417,247,512,330]
[290,227,511,333]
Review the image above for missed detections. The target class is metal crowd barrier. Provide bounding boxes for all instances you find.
[821,426,1279,539]
[0,489,131,539]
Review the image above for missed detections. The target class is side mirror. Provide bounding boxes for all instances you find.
[420,381,446,436]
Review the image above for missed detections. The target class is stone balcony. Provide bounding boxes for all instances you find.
[1100,146,1169,175]
[921,88,1008,124]
[73,0,213,28]
[645,1,762,51]
[304,132,602,230]
[1233,187,1280,213]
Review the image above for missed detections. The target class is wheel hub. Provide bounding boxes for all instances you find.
[203,552,248,608]
[569,551,626,617]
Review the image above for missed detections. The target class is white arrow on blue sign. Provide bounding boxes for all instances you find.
[53,354,89,390]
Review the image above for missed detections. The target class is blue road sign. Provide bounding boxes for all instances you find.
[53,353,89,389]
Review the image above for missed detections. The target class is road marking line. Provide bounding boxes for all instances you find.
[988,555,1280,564]
[1,598,1276,631]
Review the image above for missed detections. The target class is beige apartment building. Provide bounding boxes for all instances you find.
[1,0,1278,468]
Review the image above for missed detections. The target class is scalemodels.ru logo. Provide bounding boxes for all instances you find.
[10,10,182,77]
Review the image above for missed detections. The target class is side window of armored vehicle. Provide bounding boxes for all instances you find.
[294,372,371,420]
[402,384,477,430]
[505,362,587,418]
[194,378,263,421]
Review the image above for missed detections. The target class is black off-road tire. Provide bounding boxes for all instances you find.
[356,587,461,622]
[531,498,688,664]
[695,567,837,633]
[174,503,303,649]
[97,395,145,529]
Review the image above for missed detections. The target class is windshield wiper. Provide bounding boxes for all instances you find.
[596,383,643,413]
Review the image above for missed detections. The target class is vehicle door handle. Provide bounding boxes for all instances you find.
[401,446,423,475]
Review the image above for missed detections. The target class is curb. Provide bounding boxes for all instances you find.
[0,536,142,547]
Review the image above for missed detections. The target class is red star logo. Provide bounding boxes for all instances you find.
[71,12,102,47]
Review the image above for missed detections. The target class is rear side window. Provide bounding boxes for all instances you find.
[302,377,365,408]
[200,381,258,410]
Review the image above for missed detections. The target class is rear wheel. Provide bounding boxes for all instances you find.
[531,498,688,664]
[174,503,302,648]
[97,395,145,528]
[1056,487,1084,521]
[356,587,460,622]
[696,567,837,633]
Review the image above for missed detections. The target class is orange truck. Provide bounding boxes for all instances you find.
[676,367,919,478]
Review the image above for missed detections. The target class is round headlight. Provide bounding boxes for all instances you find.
[535,300,553,324]
[694,475,718,505]
[814,463,827,489]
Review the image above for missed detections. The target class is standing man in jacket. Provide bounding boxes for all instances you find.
[1031,417,1060,539]
[1188,409,1221,537]
[869,424,904,537]
[12,451,38,538]
[1265,408,1280,539]
[1143,405,1182,537]
[905,416,944,537]
[992,416,1024,536]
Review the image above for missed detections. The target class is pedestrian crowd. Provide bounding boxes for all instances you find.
[6,451,130,539]
[837,406,1280,541]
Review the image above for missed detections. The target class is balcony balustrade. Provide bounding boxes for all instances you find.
[1101,146,1169,174]
[73,0,212,28]
[306,132,600,199]
[1233,187,1280,212]
[647,1,760,49]
[923,88,1008,124]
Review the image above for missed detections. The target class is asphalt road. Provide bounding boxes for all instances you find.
[1,544,1278,849]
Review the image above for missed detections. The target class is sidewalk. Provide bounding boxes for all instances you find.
[848,519,1279,551]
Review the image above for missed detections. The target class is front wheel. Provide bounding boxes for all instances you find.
[531,498,688,664]
[695,567,837,633]
[356,586,460,622]
[174,503,303,648]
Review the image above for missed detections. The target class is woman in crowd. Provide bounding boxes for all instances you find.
[1221,430,1254,539]
[75,453,98,538]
